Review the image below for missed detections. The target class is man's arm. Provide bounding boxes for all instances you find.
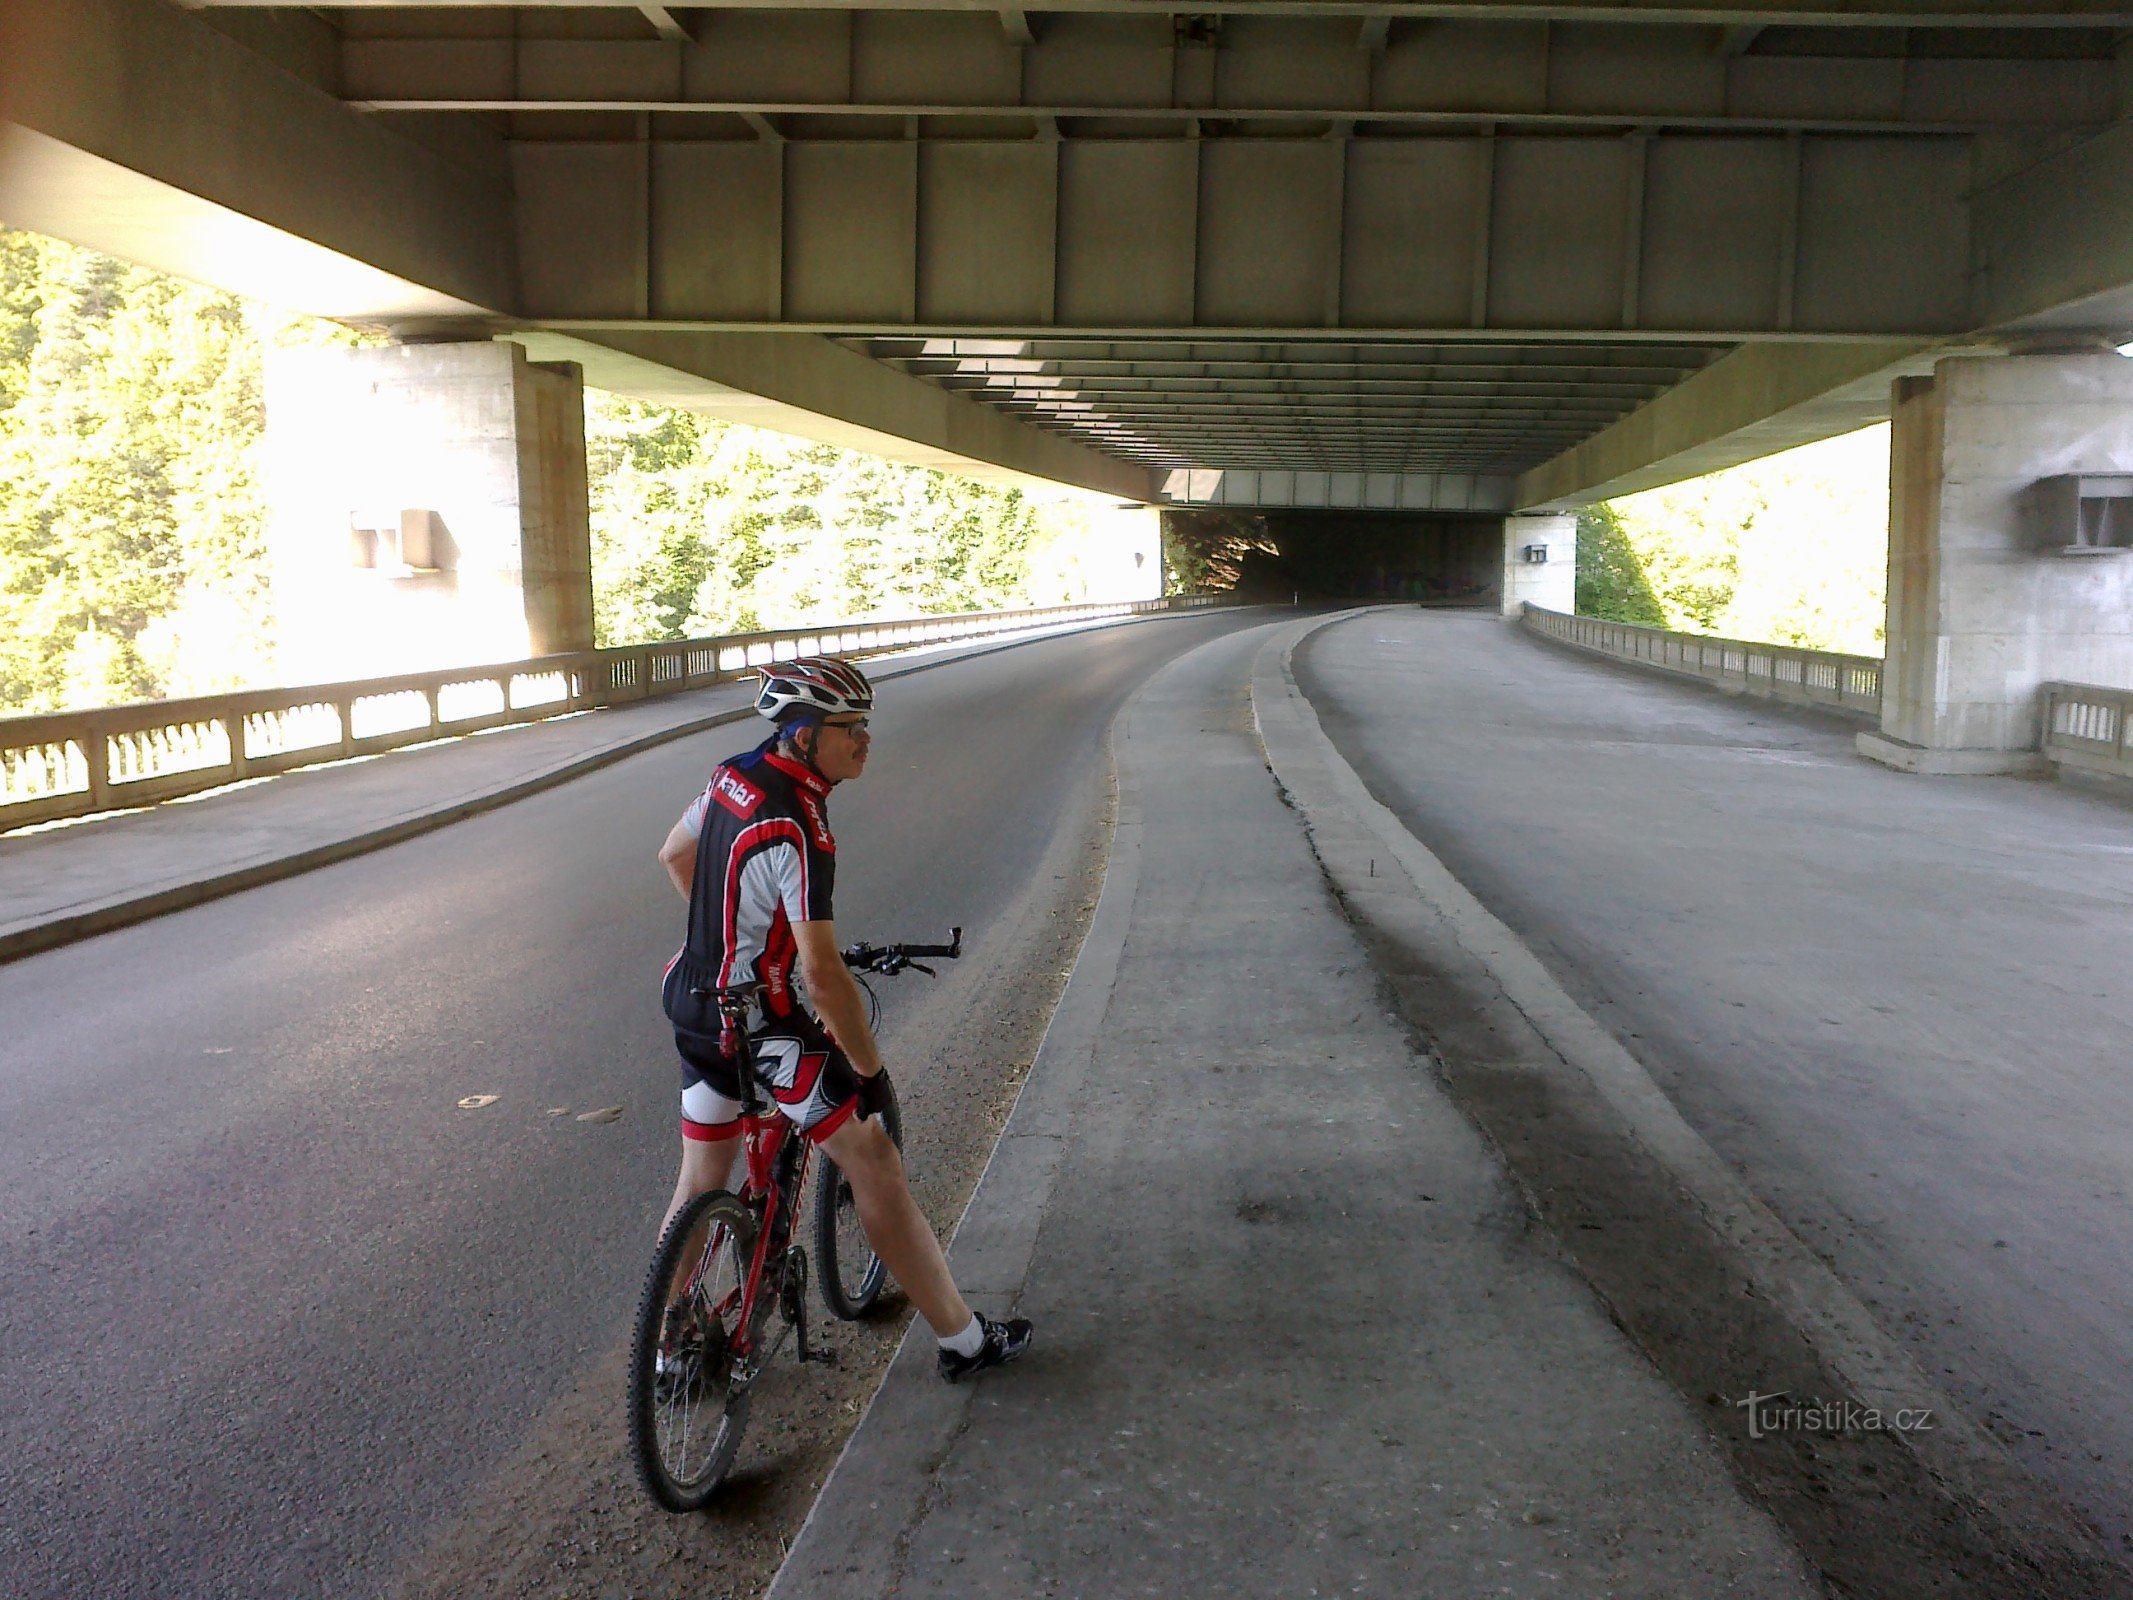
[794,920,885,1076]
[658,820,696,900]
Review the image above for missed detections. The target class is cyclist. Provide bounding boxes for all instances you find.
[654,656,1033,1382]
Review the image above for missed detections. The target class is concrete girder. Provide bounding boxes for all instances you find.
[190,0,2133,25]
[513,133,1972,340]
[0,0,516,321]
[333,12,2122,136]
[1511,338,1942,506]
[0,0,1154,502]
[510,327,1161,501]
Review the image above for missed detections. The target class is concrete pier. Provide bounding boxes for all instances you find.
[265,339,593,682]
[1861,352,2133,775]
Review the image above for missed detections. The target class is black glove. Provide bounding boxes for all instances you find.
[857,1068,894,1123]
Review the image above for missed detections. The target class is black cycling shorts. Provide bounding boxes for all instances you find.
[676,1012,862,1144]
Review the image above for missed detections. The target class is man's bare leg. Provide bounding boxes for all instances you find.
[658,1135,740,1240]
[818,1114,972,1337]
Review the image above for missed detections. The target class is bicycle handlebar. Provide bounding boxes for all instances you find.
[840,926,963,975]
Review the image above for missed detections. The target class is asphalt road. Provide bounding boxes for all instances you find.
[1298,608,2133,1550]
[0,606,1268,1600]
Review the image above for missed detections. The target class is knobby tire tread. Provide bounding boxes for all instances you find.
[627,1188,756,1513]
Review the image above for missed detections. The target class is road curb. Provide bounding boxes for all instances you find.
[765,618,1275,1600]
[0,609,1230,966]
[1249,606,2125,1593]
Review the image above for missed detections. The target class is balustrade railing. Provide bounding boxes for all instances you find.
[2041,682,2133,779]
[1520,604,1883,718]
[0,595,1225,831]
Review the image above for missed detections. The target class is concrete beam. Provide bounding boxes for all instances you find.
[188,0,2133,25]
[510,327,1161,503]
[0,0,514,320]
[1511,339,1940,507]
[1973,119,2133,338]
[515,132,1973,340]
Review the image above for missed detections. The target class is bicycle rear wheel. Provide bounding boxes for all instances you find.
[813,1083,903,1320]
[628,1190,757,1512]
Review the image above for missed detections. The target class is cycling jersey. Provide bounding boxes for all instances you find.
[662,734,838,1038]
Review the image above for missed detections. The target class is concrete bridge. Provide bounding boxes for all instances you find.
[9,0,2133,772]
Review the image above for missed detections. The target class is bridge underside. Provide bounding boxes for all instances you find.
[6,0,2133,508]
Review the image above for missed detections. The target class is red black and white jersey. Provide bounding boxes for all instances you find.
[663,735,838,1034]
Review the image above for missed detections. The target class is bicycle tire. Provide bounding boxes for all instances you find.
[813,1083,903,1320]
[627,1189,757,1512]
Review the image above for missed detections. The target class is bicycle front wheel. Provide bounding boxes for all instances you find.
[814,1084,903,1320]
[628,1189,757,1512]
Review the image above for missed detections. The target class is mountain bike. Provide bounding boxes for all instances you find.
[626,929,962,1513]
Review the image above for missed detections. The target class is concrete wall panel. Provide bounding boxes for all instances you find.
[341,39,515,101]
[1548,25,1724,118]
[1639,138,1787,332]
[919,143,1056,323]
[1195,140,1341,326]
[1372,22,1547,115]
[1215,17,1367,110]
[518,40,683,103]
[1726,60,1904,123]
[1341,139,1488,328]
[1489,138,1629,330]
[651,142,782,320]
[783,143,918,323]
[851,12,1023,105]
[514,143,645,319]
[685,13,851,102]
[1905,61,2113,128]
[1795,138,1968,334]
[1056,142,1198,325]
[1020,14,1174,107]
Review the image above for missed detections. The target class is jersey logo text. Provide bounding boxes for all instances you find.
[797,793,835,852]
[711,768,763,819]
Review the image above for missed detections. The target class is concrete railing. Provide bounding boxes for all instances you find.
[1520,604,1883,717]
[0,595,1227,831]
[2041,682,2133,779]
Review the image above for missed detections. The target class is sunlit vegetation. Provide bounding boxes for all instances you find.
[0,230,1121,715]
[1578,427,1890,657]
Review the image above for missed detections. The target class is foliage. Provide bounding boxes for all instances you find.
[1584,426,1890,655]
[585,394,1058,646]
[0,229,298,712]
[1158,509,1279,596]
[1575,503,1666,626]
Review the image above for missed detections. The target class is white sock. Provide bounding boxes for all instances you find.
[939,1315,986,1357]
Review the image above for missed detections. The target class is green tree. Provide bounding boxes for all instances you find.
[1574,504,1665,625]
[1590,426,1889,654]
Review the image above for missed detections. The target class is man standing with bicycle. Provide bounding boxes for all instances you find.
[654,656,1032,1381]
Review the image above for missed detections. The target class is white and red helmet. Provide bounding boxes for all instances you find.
[754,656,875,726]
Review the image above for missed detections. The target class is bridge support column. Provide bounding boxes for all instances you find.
[266,340,593,683]
[1500,514,1577,616]
[1859,353,2133,776]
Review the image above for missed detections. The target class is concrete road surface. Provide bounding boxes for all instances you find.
[771,619,1817,1600]
[1299,608,2133,1549]
[0,607,1265,1600]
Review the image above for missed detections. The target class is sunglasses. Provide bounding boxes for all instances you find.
[821,717,871,734]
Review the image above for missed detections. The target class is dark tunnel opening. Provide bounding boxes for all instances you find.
[1161,508,1504,606]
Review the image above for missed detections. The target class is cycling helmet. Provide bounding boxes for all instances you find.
[754,656,874,726]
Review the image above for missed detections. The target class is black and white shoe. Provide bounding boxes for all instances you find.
[937,1314,1034,1383]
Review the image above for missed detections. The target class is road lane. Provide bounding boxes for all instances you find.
[0,606,1270,1600]
[1298,607,2133,1549]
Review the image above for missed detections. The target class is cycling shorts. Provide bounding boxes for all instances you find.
[675,1012,862,1145]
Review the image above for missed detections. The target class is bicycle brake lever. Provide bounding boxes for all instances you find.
[908,960,937,977]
